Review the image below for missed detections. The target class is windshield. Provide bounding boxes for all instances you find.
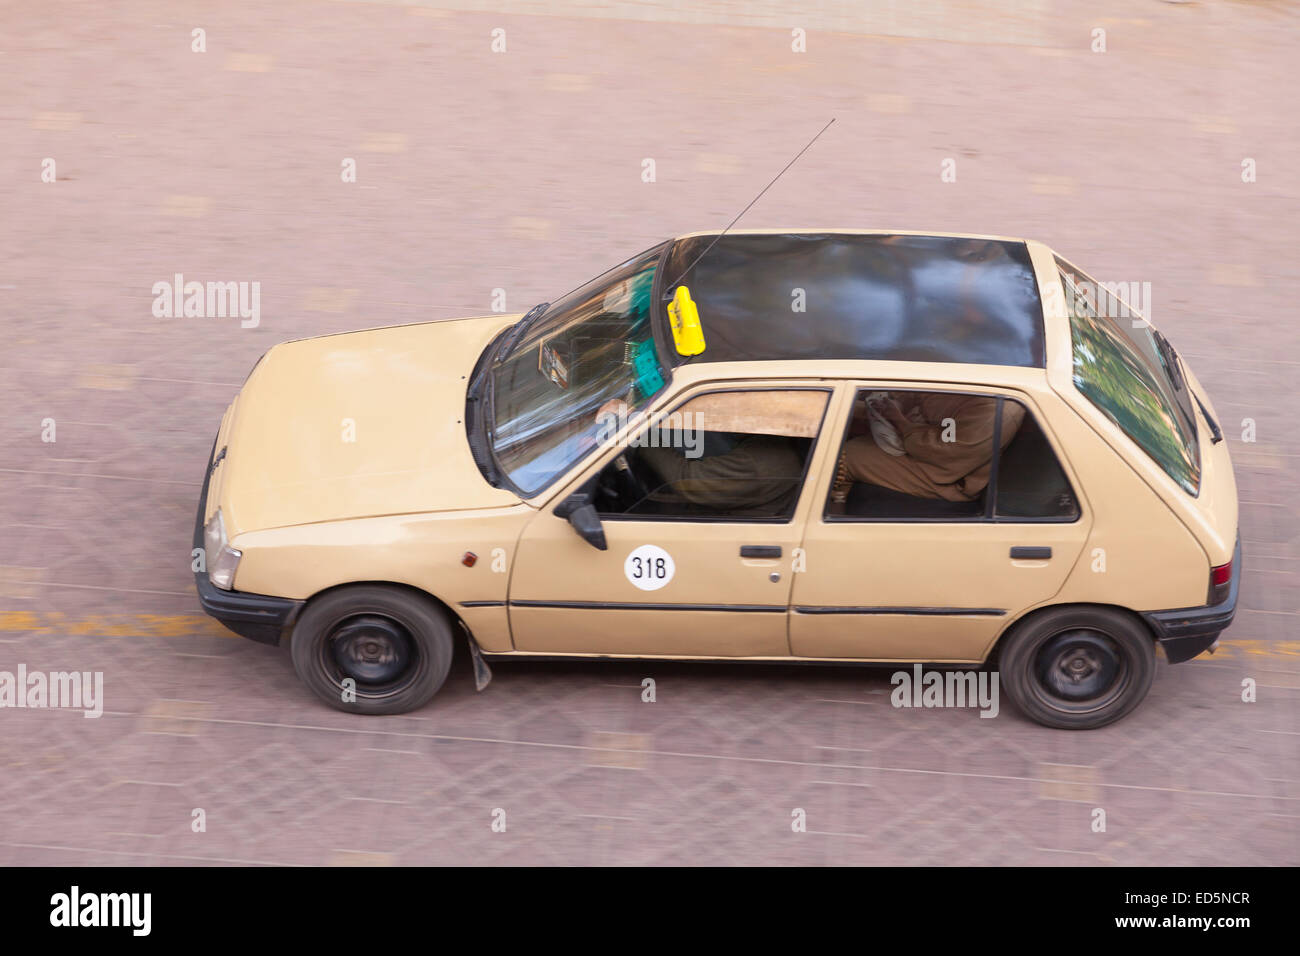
[1058,257,1201,494]
[490,243,668,496]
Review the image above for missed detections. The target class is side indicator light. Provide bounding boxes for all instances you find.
[462,552,478,567]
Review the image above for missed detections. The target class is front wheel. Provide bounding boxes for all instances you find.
[998,607,1155,729]
[290,585,454,715]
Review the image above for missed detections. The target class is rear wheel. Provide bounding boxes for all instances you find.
[290,585,454,714]
[998,607,1155,729]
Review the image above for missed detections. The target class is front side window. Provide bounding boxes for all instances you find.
[592,389,829,521]
[490,244,668,496]
[826,388,1077,521]
[1058,258,1200,494]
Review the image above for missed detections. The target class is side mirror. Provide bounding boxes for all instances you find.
[554,492,608,551]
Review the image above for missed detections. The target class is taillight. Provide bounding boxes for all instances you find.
[1208,558,1233,605]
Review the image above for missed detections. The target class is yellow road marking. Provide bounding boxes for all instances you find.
[161,195,212,218]
[694,152,741,175]
[1038,763,1100,802]
[1031,175,1078,196]
[224,53,274,73]
[32,111,82,131]
[77,364,140,390]
[866,93,912,114]
[586,731,651,770]
[0,611,234,640]
[544,73,591,93]
[1193,114,1237,135]
[1208,639,1300,660]
[360,132,408,153]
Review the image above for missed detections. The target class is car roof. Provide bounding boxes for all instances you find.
[658,230,1046,369]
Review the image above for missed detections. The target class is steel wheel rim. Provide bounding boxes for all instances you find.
[323,613,419,696]
[1028,627,1131,714]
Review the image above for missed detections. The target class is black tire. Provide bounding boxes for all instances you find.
[998,606,1156,730]
[290,585,454,715]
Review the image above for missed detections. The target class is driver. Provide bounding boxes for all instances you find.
[596,400,804,517]
[638,431,804,517]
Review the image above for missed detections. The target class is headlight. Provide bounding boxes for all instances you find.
[202,508,243,591]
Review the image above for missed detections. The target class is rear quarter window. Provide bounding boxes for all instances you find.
[1059,262,1200,494]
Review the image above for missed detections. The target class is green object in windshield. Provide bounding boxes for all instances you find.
[627,266,653,317]
[631,339,664,398]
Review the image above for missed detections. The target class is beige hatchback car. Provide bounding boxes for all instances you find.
[195,230,1239,729]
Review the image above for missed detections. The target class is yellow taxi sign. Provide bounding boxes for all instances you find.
[666,285,706,356]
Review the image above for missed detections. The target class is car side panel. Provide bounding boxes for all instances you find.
[230,507,532,652]
[1031,392,1211,625]
[507,382,847,658]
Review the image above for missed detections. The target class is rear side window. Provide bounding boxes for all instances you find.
[995,409,1078,519]
[825,388,1077,521]
[1058,260,1200,495]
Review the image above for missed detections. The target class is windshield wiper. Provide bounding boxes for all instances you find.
[496,302,550,363]
[1152,329,1186,393]
[1193,392,1223,444]
[465,330,508,486]
[1150,330,1208,444]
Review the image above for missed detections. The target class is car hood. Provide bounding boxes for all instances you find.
[216,314,521,536]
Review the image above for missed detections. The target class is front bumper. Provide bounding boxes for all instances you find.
[194,439,302,646]
[1142,536,1241,664]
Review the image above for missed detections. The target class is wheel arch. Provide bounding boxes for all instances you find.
[984,600,1158,665]
[290,579,474,649]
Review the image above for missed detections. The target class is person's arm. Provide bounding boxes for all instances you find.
[892,397,999,483]
[639,438,801,509]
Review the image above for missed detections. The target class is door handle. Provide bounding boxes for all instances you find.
[1010,546,1052,560]
[740,545,782,559]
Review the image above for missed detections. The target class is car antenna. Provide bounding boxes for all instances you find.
[663,117,836,293]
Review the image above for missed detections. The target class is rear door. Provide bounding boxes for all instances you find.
[790,383,1092,662]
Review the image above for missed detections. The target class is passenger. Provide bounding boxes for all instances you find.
[839,392,1024,502]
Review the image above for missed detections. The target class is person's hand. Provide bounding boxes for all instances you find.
[877,400,912,436]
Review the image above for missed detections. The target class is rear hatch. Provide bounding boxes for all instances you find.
[1053,254,1237,567]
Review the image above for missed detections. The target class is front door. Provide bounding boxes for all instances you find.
[509,386,835,657]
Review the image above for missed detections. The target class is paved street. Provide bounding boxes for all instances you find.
[0,0,1297,865]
